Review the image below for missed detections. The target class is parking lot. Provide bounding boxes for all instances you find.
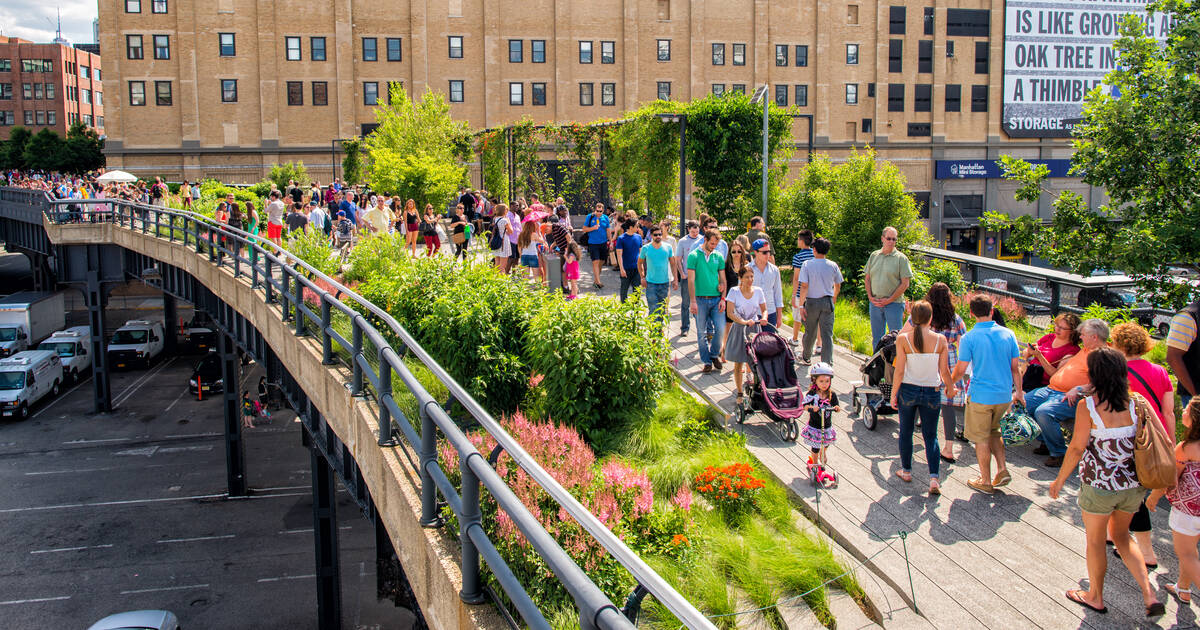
[0,271,415,628]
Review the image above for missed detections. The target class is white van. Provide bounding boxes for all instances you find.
[108,320,166,369]
[38,326,92,383]
[0,350,63,419]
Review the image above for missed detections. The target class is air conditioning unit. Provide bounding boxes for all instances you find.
[946,41,955,58]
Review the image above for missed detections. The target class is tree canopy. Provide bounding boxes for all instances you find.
[985,0,1199,307]
[365,84,468,201]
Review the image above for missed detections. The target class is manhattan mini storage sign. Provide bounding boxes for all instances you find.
[1003,0,1169,138]
[935,159,1073,179]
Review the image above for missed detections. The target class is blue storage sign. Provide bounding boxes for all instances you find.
[935,159,1074,179]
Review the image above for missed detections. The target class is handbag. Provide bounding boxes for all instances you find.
[999,404,1042,446]
[419,221,435,237]
[1132,392,1176,489]
[451,231,466,244]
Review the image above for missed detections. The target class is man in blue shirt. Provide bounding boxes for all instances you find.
[675,221,705,336]
[337,191,358,232]
[951,295,1024,494]
[615,220,644,303]
[639,226,677,327]
[581,202,611,289]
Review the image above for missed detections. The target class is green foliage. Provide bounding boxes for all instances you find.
[476,129,509,201]
[365,86,467,203]
[549,123,602,209]
[62,122,105,174]
[3,127,32,170]
[198,179,259,203]
[246,180,273,198]
[985,1,1200,309]
[284,226,341,278]
[603,101,681,218]
[368,150,463,208]
[526,295,672,448]
[907,259,968,301]
[340,138,365,186]
[509,118,551,200]
[23,128,67,171]
[267,162,310,191]
[768,158,835,263]
[684,92,793,226]
[1080,303,1135,327]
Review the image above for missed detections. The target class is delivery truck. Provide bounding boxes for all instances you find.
[0,292,67,358]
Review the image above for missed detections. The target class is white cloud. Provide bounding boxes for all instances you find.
[0,0,97,46]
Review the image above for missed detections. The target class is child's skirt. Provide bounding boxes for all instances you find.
[564,260,580,280]
[801,424,837,449]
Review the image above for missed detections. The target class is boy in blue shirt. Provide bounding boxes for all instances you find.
[615,220,644,303]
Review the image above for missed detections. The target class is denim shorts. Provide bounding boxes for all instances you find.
[520,254,539,268]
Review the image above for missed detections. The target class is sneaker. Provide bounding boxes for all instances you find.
[1033,444,1050,456]
[788,339,800,347]
[1044,456,1064,468]
[797,358,811,367]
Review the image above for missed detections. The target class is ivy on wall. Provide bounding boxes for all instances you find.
[509,118,552,202]
[603,101,680,220]
[549,123,603,209]
[476,130,509,201]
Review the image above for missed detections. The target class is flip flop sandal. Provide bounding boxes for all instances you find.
[895,470,913,482]
[1065,589,1107,614]
[1165,583,1192,605]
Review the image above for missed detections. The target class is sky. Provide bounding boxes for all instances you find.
[0,0,97,46]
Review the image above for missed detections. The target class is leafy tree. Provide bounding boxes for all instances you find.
[3,126,32,170]
[603,100,680,219]
[340,138,364,186]
[768,156,837,262]
[365,85,467,200]
[267,161,310,191]
[984,0,1199,308]
[23,128,67,172]
[368,150,462,210]
[684,92,793,226]
[62,122,105,174]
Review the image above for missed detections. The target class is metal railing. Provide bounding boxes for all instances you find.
[36,193,715,630]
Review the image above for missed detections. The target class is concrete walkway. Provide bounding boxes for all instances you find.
[572,260,1193,630]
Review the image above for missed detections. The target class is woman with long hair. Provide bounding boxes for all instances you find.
[718,236,750,364]
[891,300,956,495]
[421,203,441,256]
[1154,400,1200,605]
[516,219,545,282]
[925,283,969,461]
[490,203,513,270]
[402,199,419,256]
[724,266,767,401]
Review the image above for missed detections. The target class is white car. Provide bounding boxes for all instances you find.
[107,320,166,369]
[87,610,180,630]
[38,326,92,383]
[0,350,63,419]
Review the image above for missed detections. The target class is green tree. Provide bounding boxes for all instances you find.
[683,92,793,226]
[267,161,310,191]
[603,100,680,218]
[62,122,105,174]
[768,156,837,262]
[368,150,462,210]
[984,0,1200,308]
[365,84,467,199]
[340,138,364,186]
[4,126,32,170]
[23,128,67,172]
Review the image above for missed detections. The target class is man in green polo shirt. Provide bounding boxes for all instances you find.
[687,229,727,373]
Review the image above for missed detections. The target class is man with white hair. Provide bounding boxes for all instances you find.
[1025,318,1111,467]
[864,226,912,347]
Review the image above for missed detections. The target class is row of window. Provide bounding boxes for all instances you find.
[507,40,618,65]
[124,0,167,13]
[888,40,988,73]
[9,59,53,73]
[0,83,98,105]
[0,110,56,126]
[884,83,988,113]
[125,34,171,60]
[889,6,991,37]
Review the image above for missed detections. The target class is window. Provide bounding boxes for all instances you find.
[155,80,172,106]
[35,111,45,125]
[387,38,402,62]
[448,80,463,103]
[579,82,593,106]
[908,122,931,136]
[712,84,725,96]
[657,81,670,100]
[946,9,990,37]
[775,44,788,66]
[731,83,746,94]
[126,35,144,60]
[795,45,808,67]
[915,84,932,111]
[0,84,8,100]
[862,118,873,133]
[579,41,592,64]
[975,41,989,73]
[601,41,615,64]
[152,0,167,12]
[657,39,670,61]
[947,40,955,58]
[311,37,326,61]
[363,81,378,105]
[888,39,902,72]
[80,65,90,79]
[153,35,170,59]
[362,37,377,61]
[868,82,876,97]
[24,110,32,125]
[601,82,615,105]
[847,4,859,24]
[712,43,725,66]
[220,79,237,102]
[732,43,745,66]
[286,81,303,105]
[918,40,933,73]
[94,69,100,81]
[890,6,906,34]
[657,0,670,20]
[509,82,523,105]
[774,84,788,106]
[509,39,523,63]
[219,33,235,56]
[971,84,988,111]
[312,81,328,106]
[0,59,9,72]
[82,88,91,104]
[27,83,37,99]
[795,84,808,107]
[945,84,961,111]
[924,7,935,35]
[888,83,905,111]
[846,44,859,64]
[531,40,545,63]
[531,82,546,106]
[285,36,301,61]
[126,0,140,12]
[448,36,463,59]
[97,116,103,127]
[94,92,101,105]
[129,81,145,106]
[0,111,12,125]
[845,83,858,104]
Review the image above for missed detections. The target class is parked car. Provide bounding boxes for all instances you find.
[1076,287,1128,310]
[108,320,166,369]
[182,313,216,353]
[0,350,63,419]
[188,351,224,398]
[87,610,180,630]
[38,326,92,383]
[1012,284,1051,313]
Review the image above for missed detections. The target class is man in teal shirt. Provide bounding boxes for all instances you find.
[638,226,677,329]
[687,229,727,373]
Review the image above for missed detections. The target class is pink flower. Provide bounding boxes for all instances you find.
[671,485,693,511]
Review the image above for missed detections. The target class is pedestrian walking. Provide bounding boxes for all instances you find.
[688,229,727,373]
[803,362,841,486]
[676,221,704,337]
[638,226,676,325]
[789,230,815,345]
[265,190,286,247]
[749,239,783,328]
[582,203,611,289]
[563,240,582,299]
[950,295,1023,494]
[450,204,469,260]
[402,199,420,256]
[794,237,842,367]
[890,301,958,496]
[517,220,546,282]
[421,204,441,256]
[489,204,513,270]
[719,238,750,364]
[241,391,256,429]
[1167,298,1200,410]
[1156,400,1200,606]
[616,220,644,303]
[725,266,767,399]
[907,282,969,462]
[864,226,912,347]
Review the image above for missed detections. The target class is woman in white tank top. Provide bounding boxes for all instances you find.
[891,300,958,495]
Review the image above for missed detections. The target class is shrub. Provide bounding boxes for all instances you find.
[284,228,341,278]
[907,258,967,301]
[526,295,672,449]
[694,462,766,523]
[267,161,310,191]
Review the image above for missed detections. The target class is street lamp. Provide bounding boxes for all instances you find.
[656,113,688,236]
[749,86,770,222]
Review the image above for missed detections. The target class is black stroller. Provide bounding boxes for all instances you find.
[849,330,899,430]
[734,323,805,442]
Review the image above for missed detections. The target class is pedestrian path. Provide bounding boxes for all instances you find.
[575,262,1192,630]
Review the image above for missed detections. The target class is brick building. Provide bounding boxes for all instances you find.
[0,37,104,141]
[99,0,1115,253]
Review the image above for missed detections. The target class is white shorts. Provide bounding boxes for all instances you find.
[1169,508,1200,537]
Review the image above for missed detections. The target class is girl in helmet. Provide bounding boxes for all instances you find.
[802,362,841,485]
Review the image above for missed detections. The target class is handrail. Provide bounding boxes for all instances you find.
[35,193,715,629]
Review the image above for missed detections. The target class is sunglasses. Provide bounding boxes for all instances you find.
[756,249,771,254]
[883,237,897,241]
[651,233,663,238]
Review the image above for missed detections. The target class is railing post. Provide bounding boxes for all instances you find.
[969,263,979,287]
[265,257,275,303]
[251,246,260,289]
[1050,281,1062,315]
[459,458,486,605]
[194,219,204,255]
[207,226,217,262]
[377,351,396,447]
[294,272,305,335]
[351,321,363,396]
[281,270,292,322]
[419,402,441,527]
[321,299,334,364]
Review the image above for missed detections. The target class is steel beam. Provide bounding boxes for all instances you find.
[162,293,178,355]
[85,270,112,413]
[219,332,247,497]
[312,447,342,630]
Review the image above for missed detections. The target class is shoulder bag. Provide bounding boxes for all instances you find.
[1132,392,1176,490]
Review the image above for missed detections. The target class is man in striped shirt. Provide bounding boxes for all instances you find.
[1167,299,1200,409]
[790,230,815,344]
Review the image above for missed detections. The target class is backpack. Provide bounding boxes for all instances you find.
[337,218,352,237]
[487,218,505,251]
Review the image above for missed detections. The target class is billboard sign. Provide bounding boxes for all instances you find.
[1003,0,1170,138]
[935,159,1074,179]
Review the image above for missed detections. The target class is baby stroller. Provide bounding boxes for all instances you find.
[734,322,805,442]
[849,330,899,430]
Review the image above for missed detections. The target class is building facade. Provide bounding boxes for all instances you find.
[0,37,105,141]
[99,0,1113,253]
